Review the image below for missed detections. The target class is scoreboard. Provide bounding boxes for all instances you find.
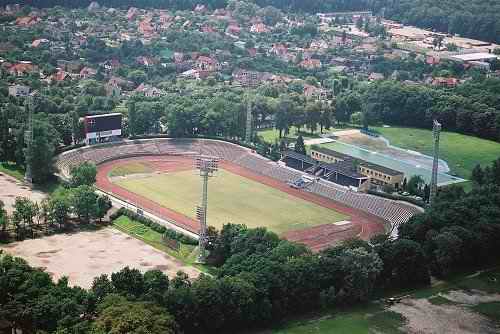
[84,113,122,144]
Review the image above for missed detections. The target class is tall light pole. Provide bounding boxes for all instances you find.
[245,99,253,144]
[429,120,441,205]
[24,95,34,184]
[195,156,218,263]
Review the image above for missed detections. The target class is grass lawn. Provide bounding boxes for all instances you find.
[472,302,500,322]
[112,216,203,269]
[373,126,500,180]
[265,303,404,334]
[0,162,25,180]
[108,161,153,177]
[114,169,348,234]
[258,126,350,145]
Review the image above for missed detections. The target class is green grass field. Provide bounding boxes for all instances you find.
[114,168,348,234]
[112,216,200,267]
[108,161,153,177]
[258,126,350,145]
[264,304,404,334]
[373,126,500,179]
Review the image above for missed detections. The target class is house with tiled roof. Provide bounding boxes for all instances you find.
[299,59,322,70]
[250,23,269,33]
[16,16,41,27]
[8,62,38,76]
[80,67,97,79]
[195,56,221,72]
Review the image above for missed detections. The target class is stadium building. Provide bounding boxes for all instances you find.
[284,146,404,190]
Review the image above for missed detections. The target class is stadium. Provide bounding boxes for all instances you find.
[55,138,421,251]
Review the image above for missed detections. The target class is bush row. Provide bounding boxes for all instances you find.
[110,207,198,245]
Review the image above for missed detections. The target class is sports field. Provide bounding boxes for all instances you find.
[373,126,500,179]
[113,168,348,234]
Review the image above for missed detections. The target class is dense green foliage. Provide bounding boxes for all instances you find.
[356,79,500,141]
[400,158,500,277]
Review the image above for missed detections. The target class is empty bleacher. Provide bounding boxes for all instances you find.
[55,138,421,230]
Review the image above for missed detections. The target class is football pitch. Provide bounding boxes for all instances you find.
[113,168,349,234]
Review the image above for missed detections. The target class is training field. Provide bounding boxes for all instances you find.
[113,168,349,234]
[0,227,201,288]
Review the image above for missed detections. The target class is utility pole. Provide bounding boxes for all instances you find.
[245,99,252,143]
[429,120,441,205]
[24,95,34,184]
[195,156,218,263]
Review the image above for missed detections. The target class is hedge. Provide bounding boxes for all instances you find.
[110,207,198,245]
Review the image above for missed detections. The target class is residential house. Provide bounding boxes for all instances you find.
[368,72,384,81]
[108,76,134,90]
[233,69,272,87]
[431,77,459,88]
[201,24,216,33]
[195,56,220,72]
[127,7,139,20]
[57,60,82,73]
[226,24,241,35]
[173,52,185,63]
[105,82,121,97]
[250,23,269,33]
[426,55,440,65]
[8,62,38,76]
[80,67,97,79]
[32,39,49,48]
[194,4,207,12]
[8,84,30,97]
[138,18,155,37]
[16,16,41,27]
[136,56,157,67]
[135,83,165,97]
[299,59,322,70]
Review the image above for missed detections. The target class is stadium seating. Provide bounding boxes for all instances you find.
[55,138,421,230]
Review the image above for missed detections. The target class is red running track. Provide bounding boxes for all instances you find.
[96,156,388,251]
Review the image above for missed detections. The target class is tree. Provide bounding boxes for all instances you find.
[70,162,97,188]
[127,102,137,137]
[94,295,178,334]
[11,197,37,239]
[24,114,59,184]
[95,195,111,222]
[111,267,145,298]
[70,185,98,223]
[407,175,425,196]
[48,196,70,229]
[0,200,8,239]
[375,238,430,287]
[294,135,306,156]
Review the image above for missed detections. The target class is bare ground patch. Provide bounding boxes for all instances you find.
[0,173,46,214]
[0,227,201,289]
[390,297,498,334]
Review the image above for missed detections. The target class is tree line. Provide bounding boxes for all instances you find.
[0,162,111,241]
[337,79,500,142]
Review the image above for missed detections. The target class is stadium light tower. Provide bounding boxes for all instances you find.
[245,99,253,144]
[195,156,218,263]
[24,95,35,184]
[429,120,442,205]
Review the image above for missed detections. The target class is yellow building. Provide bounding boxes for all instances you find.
[310,146,404,189]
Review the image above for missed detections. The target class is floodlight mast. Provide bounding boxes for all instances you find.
[195,157,218,263]
[429,120,441,205]
[24,95,34,184]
